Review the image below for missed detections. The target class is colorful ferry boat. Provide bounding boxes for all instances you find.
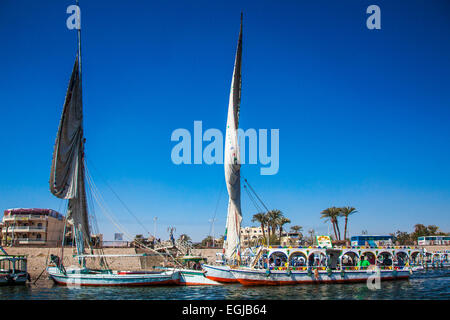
[228,245,416,286]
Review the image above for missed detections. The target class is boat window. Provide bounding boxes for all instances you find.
[376,252,393,266]
[269,251,288,267]
[341,251,358,267]
[360,251,376,265]
[395,252,408,266]
[410,252,421,264]
[289,252,307,267]
[307,252,327,267]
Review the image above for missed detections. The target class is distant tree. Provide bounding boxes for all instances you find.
[320,207,342,240]
[290,225,303,234]
[340,207,358,240]
[391,230,412,245]
[278,217,291,238]
[201,235,214,247]
[252,212,269,242]
[178,234,192,243]
[267,210,283,238]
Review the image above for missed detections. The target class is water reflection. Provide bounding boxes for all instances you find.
[0,269,448,300]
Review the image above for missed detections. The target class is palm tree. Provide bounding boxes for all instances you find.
[252,212,268,242]
[340,206,358,240]
[290,225,303,234]
[267,210,283,238]
[320,207,342,240]
[278,217,291,238]
[178,234,192,243]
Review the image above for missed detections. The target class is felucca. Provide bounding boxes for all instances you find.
[202,13,243,283]
[46,1,179,286]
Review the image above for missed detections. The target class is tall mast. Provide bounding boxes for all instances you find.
[76,0,82,82]
[223,13,243,263]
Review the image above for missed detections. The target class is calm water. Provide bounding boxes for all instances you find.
[1,269,449,300]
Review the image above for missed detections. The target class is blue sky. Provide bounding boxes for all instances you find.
[0,0,449,241]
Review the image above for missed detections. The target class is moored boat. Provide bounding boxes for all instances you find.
[229,246,414,286]
[161,256,222,285]
[47,265,180,287]
[0,246,30,286]
[202,13,244,284]
[202,264,238,283]
[169,268,222,286]
[46,0,183,286]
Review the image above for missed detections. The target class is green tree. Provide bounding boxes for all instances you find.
[278,217,291,238]
[201,236,214,247]
[391,230,412,245]
[252,212,269,243]
[340,206,358,240]
[320,207,342,240]
[178,234,192,243]
[290,225,303,234]
[267,210,283,238]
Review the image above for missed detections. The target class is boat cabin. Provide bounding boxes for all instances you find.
[250,245,423,271]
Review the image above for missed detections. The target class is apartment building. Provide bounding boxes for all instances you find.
[240,226,269,247]
[1,208,66,246]
[240,226,303,247]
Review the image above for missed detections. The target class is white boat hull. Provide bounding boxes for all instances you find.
[47,267,180,287]
[229,268,411,286]
[167,268,222,286]
[202,264,238,283]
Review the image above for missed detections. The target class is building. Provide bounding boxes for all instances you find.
[280,232,303,247]
[1,208,66,246]
[350,235,393,247]
[240,226,269,247]
[418,236,450,246]
[240,226,303,247]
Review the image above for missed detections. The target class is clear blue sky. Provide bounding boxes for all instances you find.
[1,0,449,241]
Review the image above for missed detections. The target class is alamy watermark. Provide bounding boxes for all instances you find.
[170,121,279,175]
[366,266,381,290]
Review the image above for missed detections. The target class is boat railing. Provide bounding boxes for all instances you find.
[253,264,410,272]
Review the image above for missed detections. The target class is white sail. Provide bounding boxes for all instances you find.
[223,14,243,262]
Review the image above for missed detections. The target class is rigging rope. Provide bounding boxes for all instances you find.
[242,177,269,212]
[208,180,225,238]
[84,165,183,267]
[243,184,263,213]
[86,158,151,235]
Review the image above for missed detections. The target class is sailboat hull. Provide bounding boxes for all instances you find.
[47,267,180,286]
[161,268,222,285]
[202,264,238,283]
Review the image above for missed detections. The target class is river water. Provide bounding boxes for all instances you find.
[1,269,449,300]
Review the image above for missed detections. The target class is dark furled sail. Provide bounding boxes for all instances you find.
[50,56,90,244]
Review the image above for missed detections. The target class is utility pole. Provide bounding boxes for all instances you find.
[153,217,158,240]
[209,218,216,247]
